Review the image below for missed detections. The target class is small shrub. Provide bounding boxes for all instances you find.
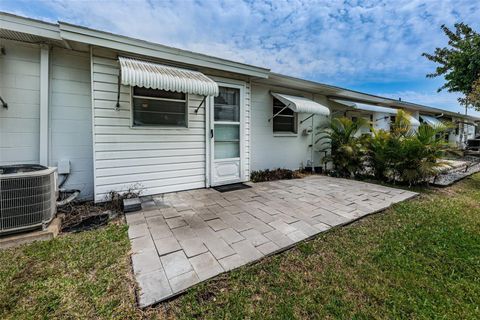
[250,168,302,182]
[364,111,455,185]
[319,117,368,177]
[320,111,457,185]
[105,184,143,212]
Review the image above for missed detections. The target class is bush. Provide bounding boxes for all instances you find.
[318,117,368,177]
[365,110,454,185]
[250,168,302,182]
[324,111,456,185]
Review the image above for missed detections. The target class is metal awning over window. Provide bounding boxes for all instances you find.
[271,92,330,116]
[118,56,219,96]
[332,99,397,114]
[420,115,443,127]
[332,99,421,126]
[407,115,421,127]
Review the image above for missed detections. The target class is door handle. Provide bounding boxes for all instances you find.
[210,129,214,139]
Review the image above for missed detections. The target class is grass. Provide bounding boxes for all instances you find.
[1,175,480,319]
[0,223,144,319]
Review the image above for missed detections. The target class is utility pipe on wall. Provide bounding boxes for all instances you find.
[311,114,314,168]
[39,44,50,166]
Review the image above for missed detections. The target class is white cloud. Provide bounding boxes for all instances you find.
[7,0,476,80]
[1,0,479,112]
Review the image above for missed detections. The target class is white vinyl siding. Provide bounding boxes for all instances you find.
[91,47,208,202]
[0,41,94,199]
[49,47,93,199]
[0,40,40,165]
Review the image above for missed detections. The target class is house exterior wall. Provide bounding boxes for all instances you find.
[90,47,251,202]
[0,40,40,165]
[250,83,330,171]
[4,22,479,204]
[465,123,476,140]
[343,109,372,136]
[372,112,391,131]
[0,40,94,199]
[49,47,93,199]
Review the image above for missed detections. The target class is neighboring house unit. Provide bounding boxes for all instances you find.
[1,12,478,202]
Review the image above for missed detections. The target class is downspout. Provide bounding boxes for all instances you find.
[299,113,316,169]
[90,46,98,202]
[311,114,314,169]
[39,44,50,166]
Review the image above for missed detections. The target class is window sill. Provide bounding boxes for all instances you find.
[130,125,190,130]
[273,132,298,137]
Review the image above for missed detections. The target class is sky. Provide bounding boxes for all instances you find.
[1,0,479,116]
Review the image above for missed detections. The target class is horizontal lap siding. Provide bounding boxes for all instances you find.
[49,48,94,199]
[92,48,206,202]
[0,40,40,165]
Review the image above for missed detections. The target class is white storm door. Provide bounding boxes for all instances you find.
[210,84,244,186]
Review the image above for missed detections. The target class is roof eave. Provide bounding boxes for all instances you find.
[0,11,61,40]
[256,73,480,121]
[58,22,270,78]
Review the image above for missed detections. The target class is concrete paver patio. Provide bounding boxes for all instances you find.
[126,175,417,307]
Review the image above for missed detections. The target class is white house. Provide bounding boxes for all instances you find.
[1,12,478,202]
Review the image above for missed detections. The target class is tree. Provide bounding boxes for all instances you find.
[422,23,480,110]
[467,78,480,109]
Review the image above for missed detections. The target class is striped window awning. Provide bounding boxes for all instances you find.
[118,56,219,96]
[332,99,421,126]
[332,99,398,114]
[420,115,443,127]
[271,92,330,115]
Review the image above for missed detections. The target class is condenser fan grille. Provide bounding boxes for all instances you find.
[0,166,56,235]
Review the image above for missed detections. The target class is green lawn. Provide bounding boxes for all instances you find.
[1,175,480,319]
[0,223,142,319]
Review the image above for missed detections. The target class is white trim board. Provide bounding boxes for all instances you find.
[39,44,49,165]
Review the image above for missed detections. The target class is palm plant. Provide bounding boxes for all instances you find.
[366,129,392,180]
[395,123,451,185]
[390,109,415,137]
[320,113,456,185]
[318,117,368,177]
[366,120,453,185]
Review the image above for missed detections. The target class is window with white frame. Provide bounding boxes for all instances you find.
[132,87,187,127]
[273,98,297,133]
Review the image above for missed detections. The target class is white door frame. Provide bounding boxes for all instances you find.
[207,80,246,187]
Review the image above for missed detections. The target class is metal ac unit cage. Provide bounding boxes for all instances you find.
[0,165,57,235]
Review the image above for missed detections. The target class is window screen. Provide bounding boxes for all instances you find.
[273,98,296,133]
[132,87,187,127]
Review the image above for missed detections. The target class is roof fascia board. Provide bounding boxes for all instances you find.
[257,73,479,121]
[0,12,61,40]
[59,22,269,78]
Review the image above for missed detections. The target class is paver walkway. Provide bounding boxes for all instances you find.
[126,176,417,307]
